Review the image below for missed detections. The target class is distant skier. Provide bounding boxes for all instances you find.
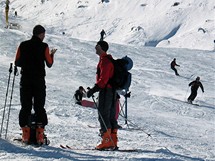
[5,0,10,27]
[74,86,86,105]
[170,58,180,76]
[100,29,106,41]
[214,40,215,51]
[187,76,204,104]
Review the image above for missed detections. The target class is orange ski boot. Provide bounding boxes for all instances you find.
[21,126,30,144]
[96,129,115,150]
[36,126,44,145]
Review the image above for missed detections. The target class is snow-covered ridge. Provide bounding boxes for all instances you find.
[5,0,215,50]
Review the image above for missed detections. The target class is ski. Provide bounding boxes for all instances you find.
[60,144,93,150]
[13,138,22,142]
[87,125,98,128]
[87,124,122,129]
[191,103,199,106]
[13,138,38,147]
[60,144,139,152]
[13,138,41,148]
[186,102,199,106]
[13,138,49,147]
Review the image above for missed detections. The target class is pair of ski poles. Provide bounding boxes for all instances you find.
[90,91,151,149]
[0,63,18,139]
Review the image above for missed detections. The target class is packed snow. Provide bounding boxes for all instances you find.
[0,0,214,160]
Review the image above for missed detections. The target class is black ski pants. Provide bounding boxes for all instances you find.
[188,89,197,101]
[97,88,117,133]
[19,76,48,127]
[171,67,179,75]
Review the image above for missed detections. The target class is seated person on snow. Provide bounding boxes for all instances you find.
[74,86,86,105]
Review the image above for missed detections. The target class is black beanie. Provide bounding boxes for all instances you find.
[97,41,109,52]
[33,25,46,36]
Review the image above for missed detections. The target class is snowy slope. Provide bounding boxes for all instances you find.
[0,0,215,160]
[3,0,215,50]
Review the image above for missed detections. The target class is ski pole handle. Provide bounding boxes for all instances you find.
[14,66,18,75]
[9,63,13,73]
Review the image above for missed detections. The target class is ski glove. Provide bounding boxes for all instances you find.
[87,84,100,98]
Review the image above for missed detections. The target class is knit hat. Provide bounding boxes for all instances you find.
[33,25,46,36]
[97,41,109,52]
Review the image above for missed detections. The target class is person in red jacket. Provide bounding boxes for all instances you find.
[170,58,180,76]
[15,25,57,145]
[87,41,118,150]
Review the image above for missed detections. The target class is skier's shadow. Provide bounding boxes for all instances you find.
[0,138,104,160]
[141,148,204,161]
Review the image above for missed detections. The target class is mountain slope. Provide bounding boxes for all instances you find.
[6,0,215,50]
[0,0,214,160]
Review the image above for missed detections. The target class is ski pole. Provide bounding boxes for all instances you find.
[91,95,109,132]
[200,91,204,103]
[189,74,194,79]
[91,94,116,147]
[117,98,130,127]
[118,109,172,151]
[124,90,128,125]
[0,63,13,138]
[184,86,189,102]
[119,113,151,137]
[5,65,18,139]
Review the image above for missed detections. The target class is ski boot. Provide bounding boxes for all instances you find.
[96,129,115,150]
[21,126,30,144]
[36,125,44,145]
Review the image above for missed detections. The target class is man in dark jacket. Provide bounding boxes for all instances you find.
[187,76,204,104]
[87,41,118,150]
[15,25,57,145]
[170,58,180,76]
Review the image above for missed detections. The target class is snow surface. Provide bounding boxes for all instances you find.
[0,0,215,160]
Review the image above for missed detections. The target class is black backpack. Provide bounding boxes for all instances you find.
[107,56,132,90]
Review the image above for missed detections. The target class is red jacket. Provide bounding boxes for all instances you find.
[96,52,114,88]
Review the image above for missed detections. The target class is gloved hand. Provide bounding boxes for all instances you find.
[51,49,57,55]
[87,89,94,98]
[87,84,100,98]
[124,91,131,98]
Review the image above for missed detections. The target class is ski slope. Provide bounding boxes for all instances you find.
[0,0,215,160]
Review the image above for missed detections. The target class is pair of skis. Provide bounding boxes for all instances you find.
[13,137,50,148]
[60,144,139,152]
[12,138,139,152]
